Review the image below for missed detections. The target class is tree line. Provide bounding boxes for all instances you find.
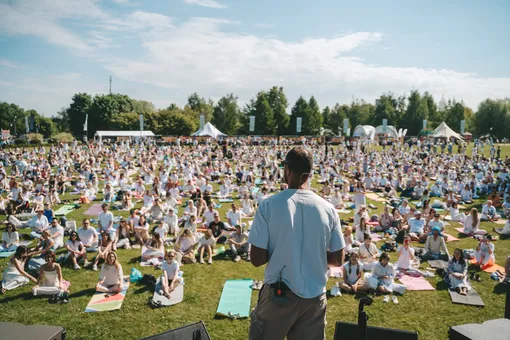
[1,88,509,140]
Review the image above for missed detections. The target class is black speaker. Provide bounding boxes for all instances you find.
[334,321,418,340]
[141,321,211,340]
[0,322,66,340]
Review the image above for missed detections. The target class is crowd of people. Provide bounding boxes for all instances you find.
[0,136,509,304]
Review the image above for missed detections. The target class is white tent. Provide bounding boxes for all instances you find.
[95,130,155,139]
[191,122,227,139]
[432,122,464,140]
[352,125,375,139]
[374,125,399,139]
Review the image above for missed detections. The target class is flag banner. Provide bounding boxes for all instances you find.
[139,114,144,131]
[460,120,465,135]
[382,119,388,134]
[343,118,349,136]
[423,119,427,130]
[200,115,205,129]
[249,115,255,132]
[296,117,302,133]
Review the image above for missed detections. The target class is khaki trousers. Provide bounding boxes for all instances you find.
[249,284,327,340]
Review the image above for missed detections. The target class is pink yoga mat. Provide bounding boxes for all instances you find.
[454,227,466,234]
[328,266,342,278]
[399,275,435,291]
[444,233,459,242]
[84,204,103,216]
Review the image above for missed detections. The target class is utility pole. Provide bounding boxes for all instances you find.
[109,76,112,95]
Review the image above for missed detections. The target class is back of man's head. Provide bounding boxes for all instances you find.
[285,147,313,177]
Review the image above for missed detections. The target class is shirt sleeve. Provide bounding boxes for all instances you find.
[247,201,269,250]
[328,212,345,252]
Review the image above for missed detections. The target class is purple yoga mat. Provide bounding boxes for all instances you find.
[84,204,103,216]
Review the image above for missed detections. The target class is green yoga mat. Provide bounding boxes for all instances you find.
[216,279,253,318]
[0,251,15,258]
[54,204,75,216]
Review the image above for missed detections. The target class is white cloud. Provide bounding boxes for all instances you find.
[184,0,227,9]
[0,59,21,69]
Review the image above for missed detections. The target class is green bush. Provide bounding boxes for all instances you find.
[52,132,74,143]
[27,133,43,142]
[14,138,26,145]
[29,139,41,145]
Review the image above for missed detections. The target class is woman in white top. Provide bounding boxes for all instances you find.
[115,219,132,250]
[219,180,230,198]
[48,220,64,249]
[396,236,415,272]
[358,234,379,271]
[446,248,470,296]
[1,224,19,252]
[355,217,371,245]
[134,215,150,246]
[475,235,495,267]
[142,233,165,261]
[446,202,467,223]
[92,231,113,271]
[343,226,356,254]
[184,215,198,234]
[1,246,37,293]
[462,208,486,236]
[330,189,345,209]
[175,229,197,264]
[337,253,368,293]
[460,185,473,204]
[183,200,198,221]
[198,229,216,264]
[353,180,366,211]
[371,253,397,299]
[161,250,181,298]
[33,251,68,296]
[241,193,255,217]
[65,231,87,270]
[96,252,124,294]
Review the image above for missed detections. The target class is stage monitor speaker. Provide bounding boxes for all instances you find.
[334,321,418,340]
[141,321,211,340]
[0,322,66,340]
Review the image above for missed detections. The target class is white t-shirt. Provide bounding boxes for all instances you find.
[343,262,362,284]
[227,210,242,226]
[248,189,345,298]
[2,231,19,245]
[162,260,180,280]
[396,246,414,270]
[154,225,168,240]
[203,210,218,224]
[49,225,65,245]
[98,211,114,231]
[66,239,83,252]
[199,235,216,246]
[78,227,98,245]
[409,218,425,234]
[31,215,49,232]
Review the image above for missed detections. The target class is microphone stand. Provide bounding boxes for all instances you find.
[358,297,373,340]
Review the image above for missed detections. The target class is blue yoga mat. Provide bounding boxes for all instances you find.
[0,251,15,258]
[216,279,253,318]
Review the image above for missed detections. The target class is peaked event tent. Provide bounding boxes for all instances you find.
[192,122,227,139]
[432,122,464,140]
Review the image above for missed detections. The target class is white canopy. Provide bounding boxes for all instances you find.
[432,122,464,140]
[191,122,227,139]
[374,125,399,139]
[95,130,155,138]
[352,125,375,139]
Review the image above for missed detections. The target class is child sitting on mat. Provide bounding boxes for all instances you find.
[462,208,486,236]
[337,252,368,293]
[96,252,123,294]
[142,233,164,261]
[198,229,215,264]
[396,236,415,273]
[446,248,470,296]
[475,234,495,268]
[371,252,398,304]
[161,250,181,299]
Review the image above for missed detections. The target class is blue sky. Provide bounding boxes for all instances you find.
[0,0,509,116]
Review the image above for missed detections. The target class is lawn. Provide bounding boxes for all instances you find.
[0,143,509,340]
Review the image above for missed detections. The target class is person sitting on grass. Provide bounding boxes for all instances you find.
[424,226,450,261]
[161,250,181,299]
[91,231,113,271]
[77,219,99,252]
[209,213,233,244]
[475,234,495,269]
[96,252,123,294]
[446,202,466,223]
[65,231,88,270]
[1,223,19,252]
[446,248,470,296]
[375,206,394,232]
[358,233,379,271]
[337,252,368,293]
[371,252,398,304]
[198,229,216,264]
[343,226,357,254]
[32,251,69,298]
[115,219,132,250]
[227,224,250,262]
[462,208,486,236]
[175,229,197,264]
[133,215,150,248]
[396,236,415,273]
[48,220,64,250]
[408,211,426,242]
[481,200,501,222]
[1,246,37,293]
[354,216,370,245]
[142,233,164,261]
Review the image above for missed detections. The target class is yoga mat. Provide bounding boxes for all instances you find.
[84,204,103,216]
[449,288,485,307]
[370,233,383,242]
[254,179,263,186]
[0,251,15,258]
[85,276,130,312]
[494,228,510,236]
[469,260,505,273]
[445,233,459,242]
[399,275,435,291]
[219,198,233,203]
[494,219,507,225]
[444,215,452,221]
[365,193,386,202]
[213,245,226,257]
[153,278,184,306]
[216,279,253,318]
[328,266,342,278]
[18,241,33,247]
[54,204,75,216]
[428,260,449,269]
[336,209,351,214]
[455,227,467,234]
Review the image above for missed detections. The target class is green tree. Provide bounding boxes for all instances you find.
[472,99,510,139]
[52,108,70,133]
[212,93,241,135]
[328,104,349,135]
[253,92,275,135]
[306,96,322,135]
[0,102,25,136]
[87,94,134,136]
[66,93,92,138]
[402,90,426,135]
[186,93,214,123]
[110,112,140,131]
[423,92,439,126]
[322,106,331,130]
[444,101,465,133]
[266,86,289,135]
[373,94,397,126]
[348,99,374,128]
[153,109,197,135]
[132,100,156,116]
[290,96,308,134]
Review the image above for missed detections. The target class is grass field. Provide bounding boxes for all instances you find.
[1,143,509,340]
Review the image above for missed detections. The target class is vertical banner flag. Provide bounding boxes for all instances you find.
[382,119,388,134]
[83,114,88,132]
[423,119,427,130]
[249,115,255,132]
[460,120,465,135]
[343,118,349,136]
[29,113,35,132]
[25,117,29,134]
[200,115,205,130]
[139,114,144,132]
[296,117,302,133]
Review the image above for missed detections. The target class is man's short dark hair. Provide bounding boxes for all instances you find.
[283,147,313,177]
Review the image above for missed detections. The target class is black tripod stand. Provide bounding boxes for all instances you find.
[357,296,373,340]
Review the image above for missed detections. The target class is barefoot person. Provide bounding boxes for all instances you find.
[161,250,180,298]
[248,147,345,340]
[95,252,123,294]
[1,246,38,293]
[337,252,368,293]
[446,248,470,296]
